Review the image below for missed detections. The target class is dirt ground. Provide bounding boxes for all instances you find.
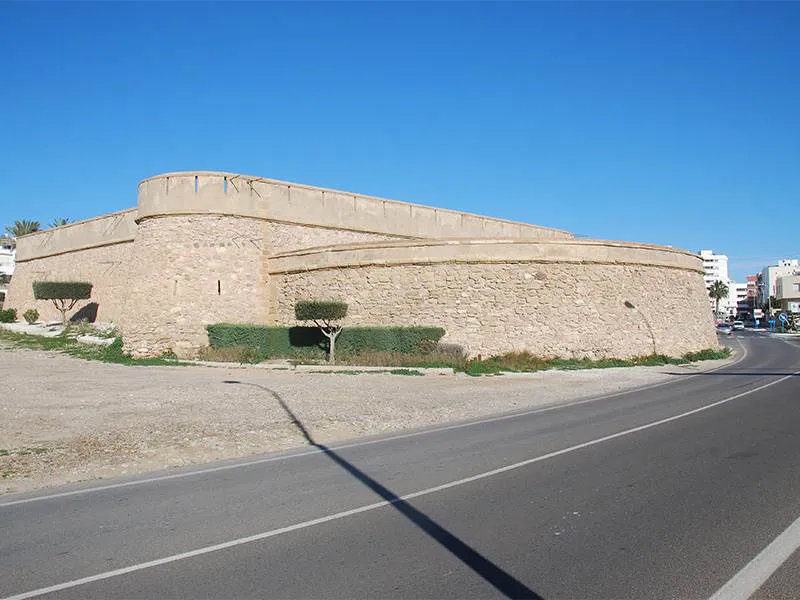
[0,346,731,495]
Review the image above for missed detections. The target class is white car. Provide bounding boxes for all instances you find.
[732,321,745,330]
[716,323,733,335]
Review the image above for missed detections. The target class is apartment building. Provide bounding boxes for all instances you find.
[776,275,800,314]
[759,259,800,306]
[699,249,734,315]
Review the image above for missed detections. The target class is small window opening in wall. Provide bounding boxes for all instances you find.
[217,280,221,295]
[194,175,198,193]
[224,176,227,194]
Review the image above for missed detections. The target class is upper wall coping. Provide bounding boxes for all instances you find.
[14,209,138,262]
[13,208,137,240]
[268,237,703,275]
[137,171,574,239]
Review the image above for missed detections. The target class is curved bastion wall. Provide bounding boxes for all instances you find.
[269,239,718,359]
[6,171,717,358]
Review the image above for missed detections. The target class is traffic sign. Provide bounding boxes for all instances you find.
[779,313,788,322]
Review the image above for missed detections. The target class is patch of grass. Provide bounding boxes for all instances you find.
[460,348,731,376]
[682,347,732,362]
[313,347,732,376]
[306,368,425,376]
[336,350,468,370]
[388,368,425,376]
[0,329,185,366]
[0,446,50,457]
[62,321,119,339]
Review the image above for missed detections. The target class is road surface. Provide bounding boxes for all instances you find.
[1,331,799,599]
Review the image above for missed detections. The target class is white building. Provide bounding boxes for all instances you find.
[0,241,14,306]
[0,241,15,277]
[759,259,800,307]
[699,249,735,315]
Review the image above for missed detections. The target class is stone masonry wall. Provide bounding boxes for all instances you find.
[119,216,405,357]
[275,262,717,359]
[119,215,268,357]
[5,242,134,324]
[267,222,401,254]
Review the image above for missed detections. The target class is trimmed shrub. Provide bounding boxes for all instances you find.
[206,324,446,359]
[0,308,17,323]
[23,309,39,324]
[32,281,93,325]
[295,300,348,363]
[32,281,92,300]
[295,300,348,322]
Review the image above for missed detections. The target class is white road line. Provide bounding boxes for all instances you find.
[2,366,793,600]
[708,513,800,600]
[0,354,739,509]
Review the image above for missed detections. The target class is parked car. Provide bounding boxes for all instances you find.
[716,323,733,335]
[732,320,745,330]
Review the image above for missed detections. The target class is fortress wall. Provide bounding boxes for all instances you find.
[5,210,138,323]
[270,239,717,359]
[137,172,573,250]
[266,222,398,254]
[14,209,137,261]
[5,171,716,361]
[5,242,134,324]
[119,215,269,357]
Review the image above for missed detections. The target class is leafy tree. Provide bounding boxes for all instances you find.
[295,300,348,363]
[5,220,40,237]
[50,218,72,228]
[32,281,93,325]
[708,280,729,316]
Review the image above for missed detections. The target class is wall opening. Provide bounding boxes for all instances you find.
[194,175,198,193]
[224,176,228,194]
[217,280,221,295]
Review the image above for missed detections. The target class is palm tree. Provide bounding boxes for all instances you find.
[708,280,730,317]
[5,220,40,238]
[50,217,72,228]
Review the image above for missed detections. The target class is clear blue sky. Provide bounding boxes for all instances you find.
[2,2,798,281]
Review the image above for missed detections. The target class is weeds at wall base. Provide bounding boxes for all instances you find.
[0,326,731,373]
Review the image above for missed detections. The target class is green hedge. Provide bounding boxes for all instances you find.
[206,324,446,358]
[0,308,17,323]
[32,281,92,300]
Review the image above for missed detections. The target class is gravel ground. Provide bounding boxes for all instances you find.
[0,346,734,495]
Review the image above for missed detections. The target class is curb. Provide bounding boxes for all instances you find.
[185,360,455,376]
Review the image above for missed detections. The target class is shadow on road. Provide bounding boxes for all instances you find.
[223,379,543,600]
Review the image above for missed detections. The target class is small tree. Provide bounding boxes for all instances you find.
[708,280,729,317]
[50,218,72,228]
[32,281,93,325]
[295,300,348,363]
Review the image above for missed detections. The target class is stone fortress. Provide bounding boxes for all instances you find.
[6,171,718,358]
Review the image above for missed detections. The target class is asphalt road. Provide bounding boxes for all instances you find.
[1,331,799,599]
